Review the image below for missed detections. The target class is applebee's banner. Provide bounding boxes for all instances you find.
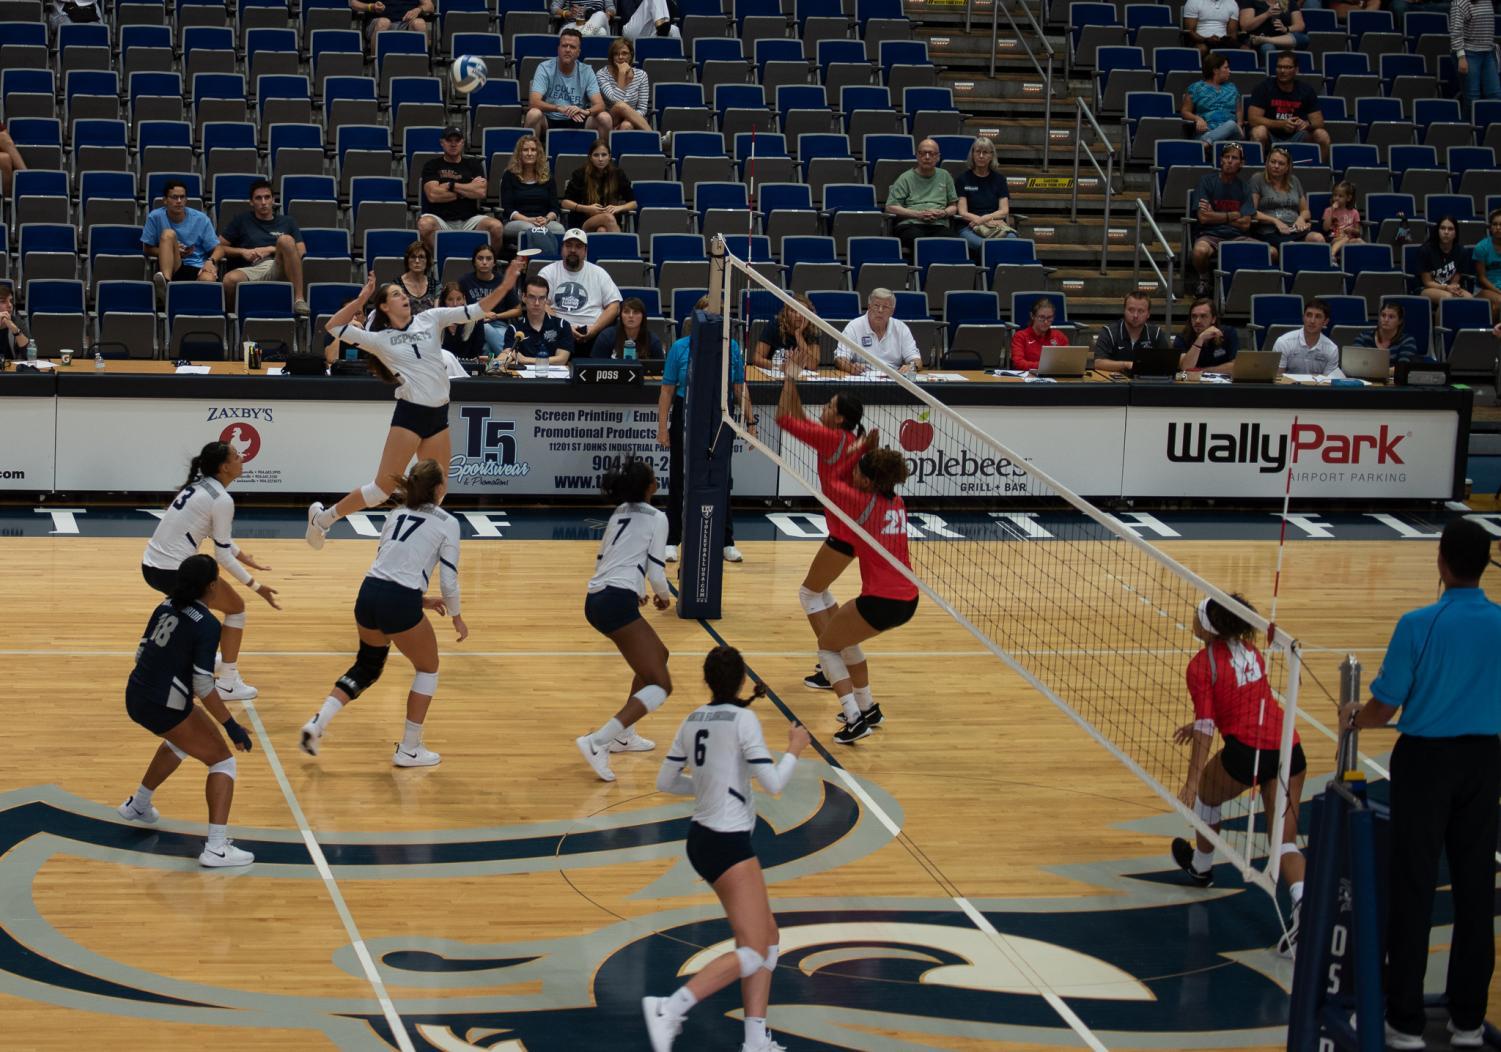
[1122,407,1461,499]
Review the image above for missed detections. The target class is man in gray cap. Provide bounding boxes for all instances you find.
[538,228,622,355]
[417,125,503,256]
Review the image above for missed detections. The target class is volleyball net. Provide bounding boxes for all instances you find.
[713,240,1305,909]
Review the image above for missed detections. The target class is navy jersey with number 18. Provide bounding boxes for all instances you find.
[126,601,222,712]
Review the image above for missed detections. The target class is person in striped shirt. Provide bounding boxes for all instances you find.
[1451,0,1500,114]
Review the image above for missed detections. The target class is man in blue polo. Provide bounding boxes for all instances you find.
[1342,518,1501,1050]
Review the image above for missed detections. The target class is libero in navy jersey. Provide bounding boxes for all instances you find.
[117,556,258,869]
[301,460,469,768]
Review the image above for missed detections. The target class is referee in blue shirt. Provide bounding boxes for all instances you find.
[1342,518,1501,1049]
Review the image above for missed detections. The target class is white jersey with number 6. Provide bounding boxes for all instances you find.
[588,501,670,600]
[334,304,480,407]
[142,476,253,585]
[666,703,775,833]
[368,504,463,615]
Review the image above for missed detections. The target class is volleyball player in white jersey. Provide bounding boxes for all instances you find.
[576,459,674,781]
[141,440,281,701]
[304,260,523,549]
[643,645,810,1052]
[299,459,468,766]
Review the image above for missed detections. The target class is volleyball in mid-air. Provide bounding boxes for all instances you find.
[451,55,489,95]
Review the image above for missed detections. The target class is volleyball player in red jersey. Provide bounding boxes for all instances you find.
[1172,594,1308,950]
[775,372,869,692]
[801,419,919,745]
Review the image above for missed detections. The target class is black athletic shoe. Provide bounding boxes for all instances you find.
[836,703,884,728]
[1276,900,1300,957]
[804,667,832,690]
[1171,836,1215,887]
[833,712,873,744]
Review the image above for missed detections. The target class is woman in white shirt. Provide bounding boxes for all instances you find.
[597,37,654,132]
[642,645,811,1052]
[305,262,522,548]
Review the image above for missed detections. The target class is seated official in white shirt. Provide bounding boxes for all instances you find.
[835,289,922,375]
[1273,298,1339,375]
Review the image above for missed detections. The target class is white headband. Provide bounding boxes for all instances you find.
[1197,598,1217,635]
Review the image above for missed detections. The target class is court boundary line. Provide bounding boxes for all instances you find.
[238,698,416,1052]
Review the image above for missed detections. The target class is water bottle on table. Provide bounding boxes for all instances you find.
[623,339,636,361]
[25,339,37,363]
[533,346,550,377]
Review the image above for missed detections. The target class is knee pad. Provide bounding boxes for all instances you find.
[165,739,188,760]
[839,644,865,667]
[360,480,392,506]
[411,670,438,696]
[1193,799,1222,825]
[798,586,837,616]
[207,757,236,781]
[817,649,849,684]
[222,611,246,629]
[735,946,764,977]
[633,684,667,713]
[336,642,390,700]
[762,944,779,972]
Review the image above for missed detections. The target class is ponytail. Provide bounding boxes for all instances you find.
[702,645,767,707]
[182,441,231,490]
[393,458,445,509]
[170,554,218,609]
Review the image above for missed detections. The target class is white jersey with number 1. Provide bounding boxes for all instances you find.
[588,501,670,600]
[142,476,253,585]
[334,304,481,406]
[368,504,463,615]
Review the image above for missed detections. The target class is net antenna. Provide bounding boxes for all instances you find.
[712,238,1304,911]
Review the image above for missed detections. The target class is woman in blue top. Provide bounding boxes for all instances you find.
[655,295,756,562]
[1182,54,1243,145]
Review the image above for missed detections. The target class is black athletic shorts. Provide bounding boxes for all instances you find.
[854,594,919,632]
[391,400,450,439]
[141,563,178,595]
[824,536,856,557]
[354,575,425,635]
[168,264,203,283]
[125,689,193,735]
[1221,735,1307,787]
[686,822,756,885]
[585,586,642,635]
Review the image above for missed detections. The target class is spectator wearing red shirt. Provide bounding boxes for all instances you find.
[1010,296,1069,370]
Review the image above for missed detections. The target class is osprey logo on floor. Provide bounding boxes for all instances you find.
[1165,422,1409,474]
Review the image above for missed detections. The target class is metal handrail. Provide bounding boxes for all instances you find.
[1070,96,1115,276]
[965,0,1057,171]
[1132,197,1178,329]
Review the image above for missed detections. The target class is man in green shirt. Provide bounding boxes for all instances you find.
[885,137,959,260]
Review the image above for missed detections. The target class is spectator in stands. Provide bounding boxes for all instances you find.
[460,244,523,357]
[1320,180,1363,262]
[219,179,309,316]
[751,295,821,372]
[1355,302,1422,364]
[0,123,23,197]
[1092,291,1171,372]
[1274,298,1338,374]
[355,0,430,43]
[836,289,922,375]
[552,0,616,37]
[955,136,1016,257]
[1188,144,1255,298]
[439,282,485,360]
[595,296,664,359]
[1240,0,1308,62]
[1249,145,1324,260]
[885,138,959,261]
[526,28,613,141]
[537,229,622,354]
[1451,0,1500,115]
[505,274,576,366]
[597,38,655,132]
[1183,54,1244,145]
[47,0,104,31]
[1010,296,1069,371]
[562,140,637,233]
[1472,208,1501,319]
[1248,51,1331,163]
[1174,297,1240,372]
[397,240,436,313]
[1182,0,1244,55]
[418,126,503,257]
[619,0,681,39]
[143,179,222,297]
[1414,216,1474,306]
[0,286,32,361]
[499,137,565,254]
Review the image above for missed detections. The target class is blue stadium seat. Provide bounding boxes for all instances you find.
[944,290,1001,345]
[1437,296,1492,354]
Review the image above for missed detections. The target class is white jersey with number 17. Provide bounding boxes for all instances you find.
[367,504,463,615]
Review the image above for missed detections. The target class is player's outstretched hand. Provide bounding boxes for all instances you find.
[1176,782,1196,810]
[241,551,272,571]
[1172,721,1195,745]
[423,596,448,615]
[787,722,811,755]
[452,615,469,642]
[652,594,671,610]
[255,582,281,610]
[359,270,378,299]
[862,427,880,451]
[223,717,254,752]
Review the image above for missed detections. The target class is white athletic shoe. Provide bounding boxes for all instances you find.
[1449,1020,1485,1048]
[741,1037,788,1052]
[664,544,678,563]
[393,744,441,767]
[722,545,744,563]
[1383,1022,1426,1050]
[117,796,159,823]
[641,997,681,1052]
[199,840,254,867]
[299,719,322,756]
[215,678,259,701]
[609,728,657,753]
[576,734,616,781]
[305,501,328,550]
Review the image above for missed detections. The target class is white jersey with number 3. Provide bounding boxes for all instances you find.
[143,476,253,584]
[588,501,670,600]
[666,703,774,833]
[368,504,463,615]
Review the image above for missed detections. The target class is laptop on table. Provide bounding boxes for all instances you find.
[1340,345,1391,383]
[1035,345,1091,378]
[1129,346,1182,382]
[1229,350,1279,383]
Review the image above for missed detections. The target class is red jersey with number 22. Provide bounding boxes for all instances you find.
[778,412,861,545]
[821,442,918,601]
[1186,639,1298,751]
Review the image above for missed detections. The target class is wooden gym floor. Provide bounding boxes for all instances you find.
[0,518,1496,1051]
